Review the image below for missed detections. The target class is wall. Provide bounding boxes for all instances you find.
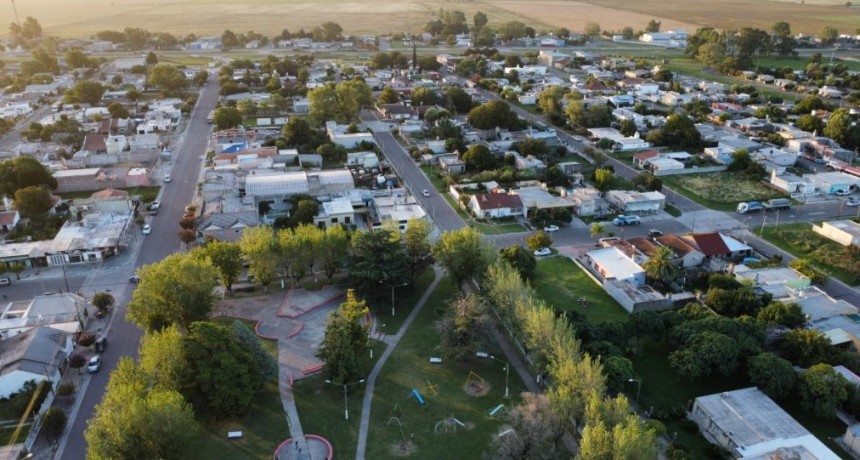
[603,278,673,313]
[813,223,858,247]
[653,165,727,176]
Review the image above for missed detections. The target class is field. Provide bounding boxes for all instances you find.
[757,222,860,286]
[3,0,853,38]
[662,173,786,211]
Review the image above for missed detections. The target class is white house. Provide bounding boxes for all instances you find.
[469,193,525,219]
[770,171,816,197]
[0,326,72,398]
[586,246,646,287]
[0,294,88,338]
[605,190,665,214]
[314,197,355,229]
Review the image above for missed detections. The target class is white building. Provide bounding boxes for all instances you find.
[769,171,816,197]
[314,197,355,229]
[0,294,88,338]
[605,190,665,214]
[585,246,646,287]
[691,387,839,459]
[0,326,72,399]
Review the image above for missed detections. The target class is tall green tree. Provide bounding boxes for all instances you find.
[230,320,278,380]
[377,86,400,104]
[404,218,432,278]
[757,301,805,328]
[316,290,371,385]
[462,144,496,171]
[147,64,187,93]
[779,329,833,367]
[348,229,409,299]
[499,245,537,281]
[127,253,218,332]
[13,186,52,217]
[467,100,521,130]
[64,81,107,105]
[239,226,280,289]
[526,231,552,251]
[748,352,797,399]
[435,294,489,361]
[432,227,495,290]
[183,322,265,416]
[278,224,321,285]
[800,363,849,419]
[491,393,566,460]
[318,225,349,281]
[642,246,678,287]
[824,108,860,150]
[212,107,242,130]
[197,241,243,293]
[138,326,186,392]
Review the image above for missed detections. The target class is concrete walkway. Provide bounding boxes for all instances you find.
[354,266,443,460]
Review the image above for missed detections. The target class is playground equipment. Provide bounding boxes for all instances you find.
[425,380,439,397]
[411,389,426,405]
[488,404,505,416]
[386,403,407,443]
[464,371,485,387]
[434,415,467,433]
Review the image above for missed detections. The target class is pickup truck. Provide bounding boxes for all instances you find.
[762,198,791,211]
[612,215,641,226]
[737,201,763,214]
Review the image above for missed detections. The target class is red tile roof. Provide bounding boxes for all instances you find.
[91,188,129,199]
[633,150,659,161]
[473,193,523,210]
[82,134,107,152]
[685,232,729,256]
[0,211,18,226]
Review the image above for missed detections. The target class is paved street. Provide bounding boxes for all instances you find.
[56,72,220,459]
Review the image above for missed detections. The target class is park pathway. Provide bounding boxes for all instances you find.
[354,266,443,460]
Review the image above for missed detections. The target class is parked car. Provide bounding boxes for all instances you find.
[0,277,10,287]
[835,189,852,196]
[543,225,560,232]
[164,174,172,183]
[129,275,141,283]
[648,229,664,237]
[847,198,860,207]
[422,189,430,197]
[149,209,158,216]
[142,224,152,235]
[534,247,552,257]
[95,337,107,353]
[150,200,161,210]
[87,355,102,373]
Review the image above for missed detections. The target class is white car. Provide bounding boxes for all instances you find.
[150,200,161,210]
[164,174,172,183]
[87,355,102,373]
[422,189,431,197]
[543,225,559,232]
[847,198,860,207]
[835,189,852,196]
[534,247,552,257]
[142,224,152,235]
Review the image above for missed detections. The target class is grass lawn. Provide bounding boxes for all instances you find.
[664,204,682,217]
[58,186,161,201]
[156,54,213,67]
[532,256,628,324]
[662,173,785,211]
[419,165,448,192]
[365,276,527,459]
[375,269,437,336]
[468,220,526,235]
[757,223,860,286]
[443,194,472,221]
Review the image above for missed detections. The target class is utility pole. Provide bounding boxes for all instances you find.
[10,0,19,27]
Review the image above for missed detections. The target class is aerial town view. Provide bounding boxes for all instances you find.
[0,0,858,459]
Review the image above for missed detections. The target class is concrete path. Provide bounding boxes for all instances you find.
[354,266,443,460]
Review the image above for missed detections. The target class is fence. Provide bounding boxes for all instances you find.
[652,165,727,176]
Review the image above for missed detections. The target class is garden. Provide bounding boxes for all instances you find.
[532,256,628,324]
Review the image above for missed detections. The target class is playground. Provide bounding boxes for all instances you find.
[365,277,526,459]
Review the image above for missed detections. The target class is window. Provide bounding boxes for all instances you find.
[331,218,338,224]
[345,217,350,224]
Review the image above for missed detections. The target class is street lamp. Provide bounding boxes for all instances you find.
[477,352,509,398]
[379,280,410,317]
[628,378,641,404]
[325,379,365,420]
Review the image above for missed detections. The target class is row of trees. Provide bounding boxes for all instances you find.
[686,22,804,72]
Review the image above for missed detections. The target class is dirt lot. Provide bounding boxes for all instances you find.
[668,173,786,204]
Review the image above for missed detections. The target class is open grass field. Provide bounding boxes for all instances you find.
[4,0,852,38]
[662,173,786,211]
[757,222,860,286]
[532,256,629,323]
[365,276,527,460]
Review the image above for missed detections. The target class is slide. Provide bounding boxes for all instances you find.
[411,389,425,405]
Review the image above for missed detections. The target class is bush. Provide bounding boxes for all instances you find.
[57,384,76,397]
[77,332,96,347]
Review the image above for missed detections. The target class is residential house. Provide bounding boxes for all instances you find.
[469,193,525,219]
[605,190,665,214]
[510,186,572,217]
[197,211,257,243]
[587,128,651,151]
[437,155,466,174]
[647,157,685,174]
[0,211,20,232]
[681,232,752,260]
[806,171,859,195]
[0,326,72,398]
[770,171,816,197]
[325,121,376,149]
[654,234,705,268]
[556,161,582,176]
[378,103,416,120]
[0,294,88,338]
[585,246,646,287]
[633,150,660,169]
[346,151,379,170]
[561,187,609,217]
[690,387,839,459]
[812,220,860,247]
[314,197,355,228]
[509,152,547,174]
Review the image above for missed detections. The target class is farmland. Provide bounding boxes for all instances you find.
[1,0,854,38]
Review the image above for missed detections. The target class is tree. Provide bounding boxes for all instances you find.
[631,172,663,192]
[0,156,57,197]
[499,245,537,281]
[771,22,797,57]
[199,241,243,293]
[127,253,218,332]
[212,107,242,130]
[147,64,187,93]
[537,86,567,118]
[492,393,566,460]
[65,49,94,69]
[748,352,797,399]
[473,11,488,30]
[230,320,278,380]
[445,86,473,113]
[603,356,637,393]
[318,225,349,281]
[8,263,24,280]
[593,168,613,192]
[239,226,280,289]
[584,22,601,37]
[435,294,489,361]
[619,118,637,137]
[278,225,320,285]
[377,86,400,104]
[13,186,52,217]
[91,291,115,315]
[642,246,678,287]
[404,219,432,278]
[281,117,318,147]
[411,86,437,107]
[107,102,129,119]
[800,363,849,419]
[462,144,496,171]
[433,227,495,290]
[64,80,106,105]
[590,223,605,240]
[467,100,520,130]
[526,231,553,251]
[820,26,839,45]
[317,290,371,384]
[779,329,833,367]
[308,80,372,123]
[146,51,158,65]
[646,114,702,150]
[41,408,67,442]
[824,108,860,150]
[85,358,198,460]
[645,19,661,33]
[184,322,265,416]
[139,326,186,392]
[417,55,442,71]
[795,114,824,133]
[669,331,740,379]
[757,301,805,328]
[705,286,761,317]
[348,230,409,298]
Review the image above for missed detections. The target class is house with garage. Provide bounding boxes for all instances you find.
[806,171,859,195]
[0,326,72,398]
[691,387,839,459]
[654,234,705,268]
[770,171,816,197]
[681,232,752,261]
[605,190,665,214]
[469,193,524,219]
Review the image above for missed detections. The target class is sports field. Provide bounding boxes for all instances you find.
[0,0,851,37]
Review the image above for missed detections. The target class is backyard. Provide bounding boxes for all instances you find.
[365,276,527,459]
[532,256,629,324]
[757,223,860,286]
[662,173,786,211]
